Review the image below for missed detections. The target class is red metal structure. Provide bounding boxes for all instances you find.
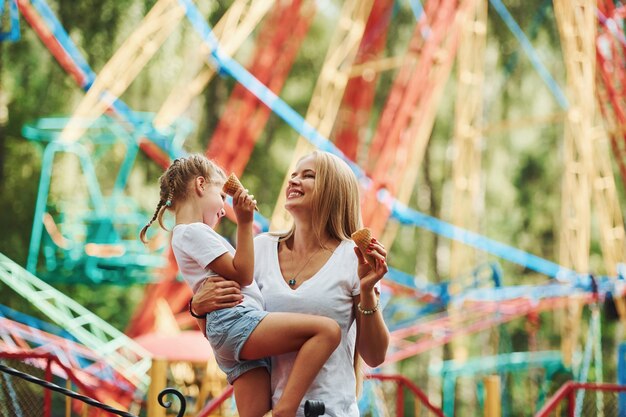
[596,0,626,187]
[535,381,626,417]
[125,249,188,338]
[362,0,471,237]
[366,374,445,417]
[331,0,395,161]
[386,294,595,364]
[206,0,315,176]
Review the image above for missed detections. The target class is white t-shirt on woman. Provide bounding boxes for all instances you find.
[254,233,361,417]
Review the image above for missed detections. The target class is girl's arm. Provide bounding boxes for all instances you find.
[208,188,256,286]
[208,225,253,286]
[353,243,390,367]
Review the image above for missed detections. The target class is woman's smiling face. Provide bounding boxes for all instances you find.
[285,155,317,213]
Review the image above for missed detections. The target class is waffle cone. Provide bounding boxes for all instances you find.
[351,228,376,266]
[222,173,259,211]
[222,173,244,196]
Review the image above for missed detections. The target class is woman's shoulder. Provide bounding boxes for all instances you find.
[254,232,281,246]
[337,238,357,255]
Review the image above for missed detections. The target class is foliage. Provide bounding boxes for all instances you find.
[1,0,624,413]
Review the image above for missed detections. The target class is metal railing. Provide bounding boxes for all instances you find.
[535,381,626,417]
[0,358,185,417]
[196,373,445,417]
[366,374,445,416]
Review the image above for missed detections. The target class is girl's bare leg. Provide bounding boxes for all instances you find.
[239,313,341,417]
[232,367,272,417]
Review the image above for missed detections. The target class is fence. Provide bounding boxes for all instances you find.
[365,374,445,416]
[0,354,185,417]
[535,381,626,417]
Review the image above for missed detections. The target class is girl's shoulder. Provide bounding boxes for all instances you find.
[173,222,222,244]
[174,222,216,236]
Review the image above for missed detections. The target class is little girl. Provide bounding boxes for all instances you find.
[140,155,340,417]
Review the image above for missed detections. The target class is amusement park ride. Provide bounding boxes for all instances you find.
[3,0,626,415]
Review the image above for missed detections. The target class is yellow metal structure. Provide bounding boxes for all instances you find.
[449,0,487,279]
[153,0,274,130]
[147,359,168,417]
[483,375,502,417]
[591,126,626,276]
[554,0,595,273]
[270,0,375,231]
[554,0,625,275]
[348,55,407,79]
[60,0,186,142]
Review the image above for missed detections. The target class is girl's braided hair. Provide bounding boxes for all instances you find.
[139,154,226,243]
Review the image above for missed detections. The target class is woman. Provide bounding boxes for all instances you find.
[192,151,389,417]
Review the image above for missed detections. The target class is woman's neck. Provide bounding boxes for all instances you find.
[289,220,337,254]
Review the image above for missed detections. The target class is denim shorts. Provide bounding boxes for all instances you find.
[206,305,270,384]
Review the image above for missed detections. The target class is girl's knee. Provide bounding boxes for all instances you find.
[319,317,341,346]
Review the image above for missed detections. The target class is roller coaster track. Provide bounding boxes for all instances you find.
[385,292,594,364]
[0,253,152,392]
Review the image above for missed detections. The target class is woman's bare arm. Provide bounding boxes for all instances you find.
[192,276,243,315]
[353,243,390,367]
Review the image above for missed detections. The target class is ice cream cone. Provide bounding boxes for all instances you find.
[222,173,244,196]
[222,173,258,211]
[351,228,376,266]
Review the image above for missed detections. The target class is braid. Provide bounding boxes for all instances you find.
[159,171,176,230]
[140,199,166,244]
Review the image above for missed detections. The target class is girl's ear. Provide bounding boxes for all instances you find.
[195,176,206,194]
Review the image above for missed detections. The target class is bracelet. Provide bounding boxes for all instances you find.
[357,299,380,315]
[189,299,205,319]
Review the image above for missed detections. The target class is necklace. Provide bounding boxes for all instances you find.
[285,243,323,287]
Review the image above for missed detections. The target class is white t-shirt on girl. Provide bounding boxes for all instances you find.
[172,222,264,311]
[254,233,361,417]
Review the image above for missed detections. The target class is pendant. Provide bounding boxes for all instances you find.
[288,279,296,286]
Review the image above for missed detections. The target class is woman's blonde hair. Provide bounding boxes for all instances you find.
[139,154,226,243]
[279,151,363,246]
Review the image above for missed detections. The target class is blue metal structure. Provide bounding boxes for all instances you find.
[618,343,626,414]
[0,0,20,41]
[21,115,192,284]
[433,351,569,416]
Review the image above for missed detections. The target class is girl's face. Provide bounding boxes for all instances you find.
[285,155,317,214]
[201,183,226,228]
